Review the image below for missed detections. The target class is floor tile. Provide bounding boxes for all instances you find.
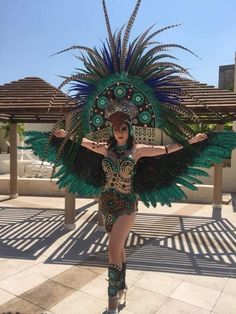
[0,262,21,281]
[4,258,41,271]
[126,269,144,287]
[77,264,106,275]
[155,297,211,314]
[125,286,167,314]
[0,259,43,282]
[158,271,187,281]
[51,266,99,290]
[28,262,72,279]
[80,274,108,300]
[135,271,182,296]
[0,297,51,314]
[171,281,221,311]
[50,290,105,314]
[0,288,16,306]
[222,277,236,296]
[21,279,74,310]
[0,270,47,295]
[213,292,236,314]
[184,274,229,291]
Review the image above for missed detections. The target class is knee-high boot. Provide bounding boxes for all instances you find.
[118,262,128,304]
[102,264,122,314]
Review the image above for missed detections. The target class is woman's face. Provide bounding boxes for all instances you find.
[113,123,129,146]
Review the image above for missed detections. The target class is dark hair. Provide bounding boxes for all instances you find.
[107,122,134,150]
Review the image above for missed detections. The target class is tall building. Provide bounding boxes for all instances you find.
[218,64,234,90]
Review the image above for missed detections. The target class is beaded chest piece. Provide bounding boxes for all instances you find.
[102,148,135,194]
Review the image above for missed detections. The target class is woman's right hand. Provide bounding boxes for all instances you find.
[53,129,67,138]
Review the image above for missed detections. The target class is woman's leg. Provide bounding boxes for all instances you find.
[106,237,126,263]
[108,212,136,266]
[106,239,126,263]
[121,248,126,264]
[106,212,136,311]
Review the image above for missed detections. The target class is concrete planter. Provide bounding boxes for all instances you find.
[0,177,65,196]
[0,176,213,203]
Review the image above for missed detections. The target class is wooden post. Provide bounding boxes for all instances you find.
[9,123,18,199]
[213,124,224,209]
[64,115,76,230]
[64,189,76,230]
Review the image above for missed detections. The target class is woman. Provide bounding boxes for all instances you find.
[23,2,236,313]
[53,118,207,314]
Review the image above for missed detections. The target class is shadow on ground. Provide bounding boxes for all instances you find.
[1,203,235,278]
[0,201,96,260]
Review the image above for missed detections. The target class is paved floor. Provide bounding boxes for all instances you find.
[0,195,236,314]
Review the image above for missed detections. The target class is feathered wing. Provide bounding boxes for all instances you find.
[133,131,236,207]
[24,131,105,197]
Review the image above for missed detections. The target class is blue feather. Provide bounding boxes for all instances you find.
[124,35,141,71]
[101,42,114,73]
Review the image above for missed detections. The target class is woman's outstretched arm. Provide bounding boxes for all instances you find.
[53,129,108,156]
[134,133,208,161]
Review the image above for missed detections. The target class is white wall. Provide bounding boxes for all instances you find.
[26,123,54,132]
[0,128,8,153]
[0,177,213,203]
[0,123,54,174]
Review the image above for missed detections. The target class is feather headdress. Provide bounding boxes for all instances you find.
[48,0,200,160]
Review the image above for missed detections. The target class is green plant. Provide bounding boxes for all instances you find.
[228,84,234,92]
[189,123,216,134]
[224,122,233,130]
[17,123,26,140]
[0,122,26,140]
[189,121,233,133]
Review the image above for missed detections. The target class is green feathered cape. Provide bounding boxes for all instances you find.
[23,130,236,207]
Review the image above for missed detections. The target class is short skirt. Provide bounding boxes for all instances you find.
[100,189,138,232]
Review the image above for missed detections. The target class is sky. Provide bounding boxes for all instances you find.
[0,0,235,91]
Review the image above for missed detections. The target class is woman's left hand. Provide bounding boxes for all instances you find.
[188,133,208,144]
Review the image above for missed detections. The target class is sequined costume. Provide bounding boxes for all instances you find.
[101,147,137,232]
